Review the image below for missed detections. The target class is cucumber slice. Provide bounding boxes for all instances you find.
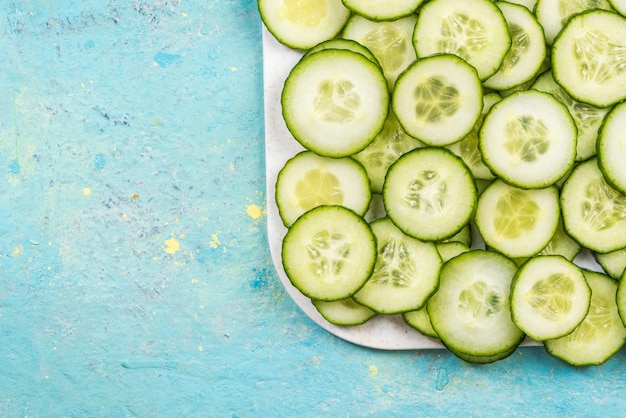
[617,268,626,325]
[303,38,381,66]
[551,10,626,108]
[483,2,547,91]
[427,250,524,357]
[312,298,377,325]
[403,307,439,339]
[281,205,377,301]
[353,217,442,314]
[507,0,538,10]
[474,180,560,259]
[610,0,626,16]
[449,345,518,364]
[275,151,372,227]
[341,0,425,21]
[479,90,577,189]
[440,223,472,248]
[560,158,626,253]
[513,218,582,266]
[598,101,626,194]
[545,270,626,366]
[531,70,610,162]
[535,0,614,45]
[352,109,424,194]
[383,147,478,241]
[342,14,418,90]
[446,92,500,181]
[436,241,471,263]
[510,255,591,341]
[282,49,389,158]
[594,248,626,280]
[392,54,483,146]
[413,0,512,80]
[258,0,351,50]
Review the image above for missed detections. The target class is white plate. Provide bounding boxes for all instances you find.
[261,27,600,350]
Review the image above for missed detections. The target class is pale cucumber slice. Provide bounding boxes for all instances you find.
[545,270,626,366]
[304,38,380,66]
[474,180,560,258]
[483,2,547,91]
[594,248,626,280]
[560,158,626,253]
[275,151,372,227]
[392,54,483,146]
[383,147,478,241]
[413,0,512,80]
[282,205,377,301]
[282,49,389,157]
[551,10,626,108]
[427,250,524,357]
[531,70,610,161]
[341,0,425,21]
[535,0,614,45]
[258,0,351,50]
[610,0,626,15]
[342,14,418,90]
[597,101,626,194]
[403,308,439,339]
[353,217,442,314]
[312,298,377,325]
[510,255,591,341]
[513,218,582,266]
[479,90,577,189]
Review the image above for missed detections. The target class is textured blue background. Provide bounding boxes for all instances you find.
[1,1,625,417]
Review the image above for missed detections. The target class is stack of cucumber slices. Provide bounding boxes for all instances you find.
[259,0,626,365]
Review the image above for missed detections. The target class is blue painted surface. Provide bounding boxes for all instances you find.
[1,1,625,417]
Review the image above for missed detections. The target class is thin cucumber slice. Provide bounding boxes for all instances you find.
[436,241,471,263]
[594,248,626,280]
[535,0,614,45]
[449,345,518,364]
[403,308,439,339]
[610,0,626,15]
[617,268,626,325]
[598,101,626,194]
[281,205,377,301]
[446,92,500,181]
[483,2,547,91]
[479,90,577,189]
[427,250,524,357]
[510,255,591,341]
[342,14,418,90]
[552,10,626,108]
[474,180,560,259]
[353,217,442,314]
[440,224,472,248]
[312,298,377,325]
[413,0,512,80]
[507,0,538,10]
[275,151,372,227]
[392,54,483,146]
[560,158,626,253]
[545,270,626,366]
[352,109,424,194]
[531,70,610,162]
[258,0,351,50]
[282,49,389,157]
[513,218,582,266]
[303,38,381,67]
[383,147,478,242]
[341,0,425,21]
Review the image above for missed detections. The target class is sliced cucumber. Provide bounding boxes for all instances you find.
[507,0,538,11]
[413,0,512,80]
[545,270,626,366]
[474,180,560,258]
[513,218,582,266]
[341,0,425,21]
[281,205,377,301]
[597,101,626,194]
[610,0,626,16]
[303,38,381,66]
[551,10,626,108]
[436,241,471,263]
[483,2,547,91]
[560,158,626,253]
[531,70,610,162]
[383,147,477,241]
[312,297,377,325]
[594,248,626,280]
[275,151,372,227]
[427,250,524,357]
[617,268,626,325]
[392,54,483,146]
[342,14,418,90]
[352,109,424,194]
[479,90,577,189]
[353,217,442,314]
[440,223,472,248]
[259,0,351,50]
[535,0,614,45]
[403,307,439,339]
[282,48,389,157]
[510,255,591,341]
[449,345,518,364]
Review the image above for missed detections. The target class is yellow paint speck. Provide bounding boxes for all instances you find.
[164,237,180,254]
[247,204,262,219]
[182,12,188,17]
[230,66,238,72]
[230,164,235,171]
[191,278,199,284]
[209,233,221,249]
[12,245,23,257]
[198,345,204,352]
[83,187,91,196]
[369,365,378,377]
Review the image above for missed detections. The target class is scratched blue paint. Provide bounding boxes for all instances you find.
[153,52,182,68]
[1,1,626,417]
